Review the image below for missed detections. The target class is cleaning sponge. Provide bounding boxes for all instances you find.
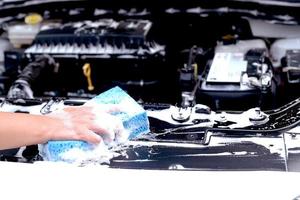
[89,86,149,139]
[43,86,149,163]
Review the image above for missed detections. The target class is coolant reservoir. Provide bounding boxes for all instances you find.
[7,13,42,48]
[270,38,300,67]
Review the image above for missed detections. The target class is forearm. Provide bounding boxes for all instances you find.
[0,112,54,150]
[0,106,126,150]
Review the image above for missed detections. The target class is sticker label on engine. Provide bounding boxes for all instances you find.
[206,52,247,83]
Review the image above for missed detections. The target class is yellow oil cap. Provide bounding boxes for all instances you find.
[25,13,43,25]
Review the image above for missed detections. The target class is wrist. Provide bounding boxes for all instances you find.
[39,115,62,143]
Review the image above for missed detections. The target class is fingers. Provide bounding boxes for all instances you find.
[77,129,103,144]
[90,115,127,144]
[89,123,115,143]
[49,105,129,145]
[111,119,129,143]
[46,118,102,144]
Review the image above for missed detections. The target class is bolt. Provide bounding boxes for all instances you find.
[254,108,261,116]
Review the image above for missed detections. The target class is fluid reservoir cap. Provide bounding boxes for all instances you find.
[25,13,43,25]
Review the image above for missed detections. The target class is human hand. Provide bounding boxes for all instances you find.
[46,105,128,145]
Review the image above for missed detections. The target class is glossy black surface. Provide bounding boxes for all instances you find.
[110,134,287,171]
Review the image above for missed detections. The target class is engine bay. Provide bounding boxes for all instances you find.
[0,2,299,109]
[0,0,300,170]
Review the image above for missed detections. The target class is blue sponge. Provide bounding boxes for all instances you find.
[43,141,93,162]
[91,86,149,139]
[43,86,149,162]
